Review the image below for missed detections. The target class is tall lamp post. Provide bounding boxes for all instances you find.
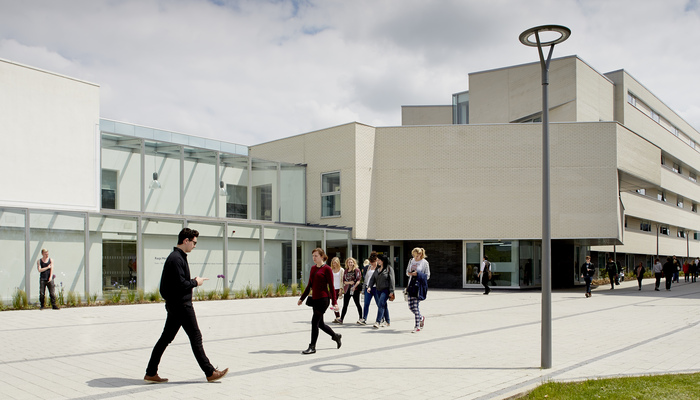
[519,25,571,369]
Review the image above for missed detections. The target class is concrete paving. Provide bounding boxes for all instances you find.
[3,277,700,399]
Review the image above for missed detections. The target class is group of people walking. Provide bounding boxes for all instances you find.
[581,254,700,297]
[297,247,431,354]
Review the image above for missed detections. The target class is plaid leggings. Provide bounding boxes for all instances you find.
[408,296,422,328]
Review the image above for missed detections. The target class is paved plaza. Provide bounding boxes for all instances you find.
[3,277,700,399]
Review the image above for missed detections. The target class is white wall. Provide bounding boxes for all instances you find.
[0,59,100,212]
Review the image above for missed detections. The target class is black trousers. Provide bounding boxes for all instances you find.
[39,280,58,308]
[310,297,336,346]
[665,275,672,290]
[146,303,214,377]
[655,273,662,289]
[608,272,616,289]
[340,288,362,321]
[481,273,490,294]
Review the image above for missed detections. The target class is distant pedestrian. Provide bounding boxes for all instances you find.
[605,257,617,290]
[145,228,228,383]
[635,262,645,290]
[339,257,362,324]
[368,254,395,329]
[581,256,595,298]
[672,255,680,283]
[330,257,344,323]
[663,257,675,291]
[683,261,690,282]
[298,248,341,355]
[694,257,699,282]
[406,247,430,333]
[480,256,491,295]
[653,258,663,291]
[37,249,59,310]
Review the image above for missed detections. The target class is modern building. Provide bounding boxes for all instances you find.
[250,55,700,289]
[2,54,699,303]
[0,58,351,304]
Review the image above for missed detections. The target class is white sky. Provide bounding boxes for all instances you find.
[1,0,699,145]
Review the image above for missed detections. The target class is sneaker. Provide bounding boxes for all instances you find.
[373,322,380,329]
[412,327,421,333]
[420,316,425,328]
[380,321,390,327]
[144,374,168,384]
[357,319,366,325]
[338,319,343,325]
[206,368,229,383]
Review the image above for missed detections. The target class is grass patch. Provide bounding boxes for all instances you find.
[519,373,700,399]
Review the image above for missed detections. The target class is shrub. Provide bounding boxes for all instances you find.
[245,284,254,298]
[67,291,77,307]
[147,288,161,303]
[291,283,298,296]
[299,279,306,294]
[137,289,145,303]
[233,289,245,299]
[207,290,217,300]
[222,287,230,299]
[276,283,288,297]
[110,290,122,304]
[126,290,136,304]
[262,283,273,298]
[12,288,28,310]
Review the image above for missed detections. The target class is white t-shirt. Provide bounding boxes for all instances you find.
[332,269,342,290]
[406,258,430,279]
[365,268,375,287]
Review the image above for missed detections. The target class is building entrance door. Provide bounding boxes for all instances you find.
[463,241,482,288]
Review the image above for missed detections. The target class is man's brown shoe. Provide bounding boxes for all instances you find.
[206,368,229,382]
[144,374,168,383]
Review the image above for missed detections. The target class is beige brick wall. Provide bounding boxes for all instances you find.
[401,105,453,125]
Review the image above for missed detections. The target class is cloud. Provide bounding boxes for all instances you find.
[0,0,699,144]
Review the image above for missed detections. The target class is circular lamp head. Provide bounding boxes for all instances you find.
[519,25,571,47]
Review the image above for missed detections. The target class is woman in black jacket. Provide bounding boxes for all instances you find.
[367,255,395,329]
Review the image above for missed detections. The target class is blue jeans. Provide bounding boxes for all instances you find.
[375,289,391,324]
[363,286,376,320]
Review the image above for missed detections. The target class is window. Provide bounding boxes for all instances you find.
[695,232,700,240]
[101,169,117,209]
[673,163,681,174]
[640,221,652,232]
[678,230,686,238]
[321,171,341,217]
[661,155,666,166]
[651,111,660,123]
[636,188,646,195]
[658,191,666,202]
[627,92,636,106]
[660,226,669,235]
[254,184,272,221]
[690,172,697,183]
[226,184,248,219]
[693,203,697,213]
[678,196,684,208]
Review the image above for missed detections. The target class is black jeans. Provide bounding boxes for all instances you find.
[584,276,592,294]
[665,275,672,290]
[39,280,57,308]
[340,288,362,321]
[655,273,662,289]
[146,303,214,377]
[637,277,643,289]
[608,273,616,289]
[481,273,490,294]
[310,297,336,346]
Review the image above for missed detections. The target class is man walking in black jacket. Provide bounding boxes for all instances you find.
[144,228,228,383]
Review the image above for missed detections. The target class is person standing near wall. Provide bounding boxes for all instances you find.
[406,247,430,332]
[580,255,595,298]
[144,228,228,383]
[297,248,341,354]
[37,249,59,310]
[479,256,491,295]
[653,258,663,291]
[635,262,645,291]
[606,257,617,290]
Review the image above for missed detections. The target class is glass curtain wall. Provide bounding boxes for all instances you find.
[296,228,323,285]
[0,209,26,303]
[326,230,351,265]
[483,241,519,287]
[186,221,225,296]
[519,240,541,286]
[464,242,481,285]
[101,133,141,211]
[251,159,278,222]
[145,140,181,214]
[227,224,261,290]
[29,211,86,303]
[141,218,183,293]
[263,226,294,285]
[89,215,138,295]
[220,154,249,219]
[280,162,305,223]
[183,148,217,217]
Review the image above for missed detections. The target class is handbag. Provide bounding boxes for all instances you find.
[305,297,316,307]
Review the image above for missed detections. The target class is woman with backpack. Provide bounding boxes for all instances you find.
[406,247,430,333]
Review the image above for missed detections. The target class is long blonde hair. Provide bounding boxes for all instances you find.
[331,257,342,272]
[412,247,427,260]
[345,257,358,271]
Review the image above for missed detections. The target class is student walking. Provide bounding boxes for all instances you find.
[635,262,645,290]
[605,257,617,290]
[581,256,595,298]
[406,247,430,332]
[367,254,395,329]
[297,248,341,354]
[340,257,362,324]
[663,257,675,291]
[144,228,228,383]
[358,252,385,325]
[330,257,344,323]
[653,258,663,291]
[479,256,491,295]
